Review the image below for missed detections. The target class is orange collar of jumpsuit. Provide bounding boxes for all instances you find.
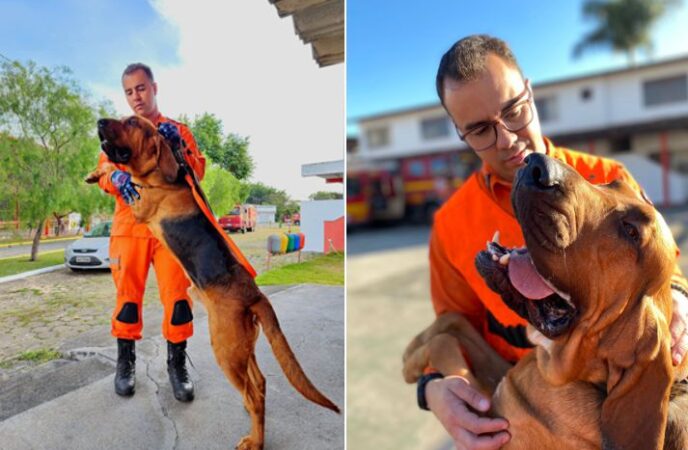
[477,138,561,216]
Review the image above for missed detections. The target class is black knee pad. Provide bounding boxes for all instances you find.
[171,299,193,325]
[116,302,139,324]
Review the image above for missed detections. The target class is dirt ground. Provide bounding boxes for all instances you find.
[0,225,314,366]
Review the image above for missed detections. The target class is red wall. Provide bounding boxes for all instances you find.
[323,216,344,253]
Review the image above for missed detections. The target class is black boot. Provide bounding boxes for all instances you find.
[115,338,136,397]
[167,340,194,402]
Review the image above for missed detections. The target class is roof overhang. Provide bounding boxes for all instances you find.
[302,159,344,182]
[268,0,344,67]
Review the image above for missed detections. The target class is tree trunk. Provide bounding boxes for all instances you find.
[30,219,44,262]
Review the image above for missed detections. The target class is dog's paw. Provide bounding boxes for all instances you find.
[235,436,262,450]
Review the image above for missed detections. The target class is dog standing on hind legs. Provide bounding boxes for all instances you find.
[88,115,340,449]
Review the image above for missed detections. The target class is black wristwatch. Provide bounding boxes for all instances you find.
[417,372,444,411]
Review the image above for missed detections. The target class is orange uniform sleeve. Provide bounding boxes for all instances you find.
[95,152,120,197]
[429,225,485,333]
[178,124,206,181]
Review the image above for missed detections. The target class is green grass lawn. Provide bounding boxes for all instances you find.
[0,250,64,277]
[256,252,344,286]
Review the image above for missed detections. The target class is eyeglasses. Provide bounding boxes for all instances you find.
[456,84,534,152]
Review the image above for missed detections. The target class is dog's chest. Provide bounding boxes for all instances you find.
[159,212,240,288]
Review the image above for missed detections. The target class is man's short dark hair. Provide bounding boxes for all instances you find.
[435,35,523,107]
[122,63,155,82]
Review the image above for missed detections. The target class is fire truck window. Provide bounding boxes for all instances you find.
[407,161,426,177]
[430,158,449,175]
[347,178,361,196]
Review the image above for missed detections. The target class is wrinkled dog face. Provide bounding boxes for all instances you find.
[96,115,163,178]
[476,153,675,340]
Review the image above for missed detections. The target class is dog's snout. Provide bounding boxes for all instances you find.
[522,153,562,190]
[97,119,108,129]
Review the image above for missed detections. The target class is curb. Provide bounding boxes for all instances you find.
[0,265,65,284]
[0,237,79,249]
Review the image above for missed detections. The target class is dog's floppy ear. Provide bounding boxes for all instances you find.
[599,294,673,450]
[156,137,180,183]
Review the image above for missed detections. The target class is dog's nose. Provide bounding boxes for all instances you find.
[521,153,563,190]
[97,119,108,129]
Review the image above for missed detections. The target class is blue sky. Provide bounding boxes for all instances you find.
[1,0,344,200]
[347,0,688,134]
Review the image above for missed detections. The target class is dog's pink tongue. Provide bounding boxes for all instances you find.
[507,252,554,300]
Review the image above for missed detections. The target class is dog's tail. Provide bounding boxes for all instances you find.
[250,297,340,414]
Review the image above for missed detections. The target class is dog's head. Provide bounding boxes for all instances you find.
[476,153,676,448]
[90,115,180,184]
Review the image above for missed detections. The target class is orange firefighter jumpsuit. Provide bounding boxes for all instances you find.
[430,138,688,363]
[96,115,206,343]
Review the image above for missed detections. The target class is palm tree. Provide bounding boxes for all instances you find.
[573,0,681,65]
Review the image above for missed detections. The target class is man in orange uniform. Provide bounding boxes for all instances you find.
[95,63,206,401]
[417,35,688,449]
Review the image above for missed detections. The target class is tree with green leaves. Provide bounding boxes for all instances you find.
[181,112,253,214]
[186,112,254,180]
[200,165,249,216]
[573,0,681,65]
[245,181,298,221]
[0,60,113,260]
[309,191,343,200]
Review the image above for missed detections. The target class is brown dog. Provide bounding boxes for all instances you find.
[404,153,688,449]
[88,115,339,450]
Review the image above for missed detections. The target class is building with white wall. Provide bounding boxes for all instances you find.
[353,55,688,205]
[256,205,276,226]
[301,160,344,252]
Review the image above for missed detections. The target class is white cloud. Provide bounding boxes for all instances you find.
[97,0,344,200]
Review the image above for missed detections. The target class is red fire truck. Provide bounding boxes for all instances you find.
[347,150,479,226]
[219,204,257,233]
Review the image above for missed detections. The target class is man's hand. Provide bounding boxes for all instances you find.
[426,375,510,450]
[670,287,688,365]
[111,170,140,205]
[158,122,182,151]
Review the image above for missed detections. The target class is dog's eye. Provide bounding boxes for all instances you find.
[127,117,138,127]
[622,221,640,243]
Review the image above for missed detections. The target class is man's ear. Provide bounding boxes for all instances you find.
[599,295,673,450]
[156,137,180,183]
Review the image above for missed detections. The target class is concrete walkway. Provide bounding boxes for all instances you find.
[0,284,344,450]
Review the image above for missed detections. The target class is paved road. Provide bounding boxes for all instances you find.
[348,224,451,450]
[0,238,79,258]
[0,284,344,449]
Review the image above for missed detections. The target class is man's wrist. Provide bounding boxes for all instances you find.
[417,372,443,411]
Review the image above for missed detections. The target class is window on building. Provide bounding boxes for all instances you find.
[366,127,390,148]
[580,87,593,101]
[421,116,450,140]
[534,95,558,122]
[643,74,688,107]
[610,135,631,153]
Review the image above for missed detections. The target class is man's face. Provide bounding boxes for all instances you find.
[122,69,158,120]
[443,53,546,182]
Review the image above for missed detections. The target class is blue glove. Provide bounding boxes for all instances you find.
[111,170,140,205]
[158,122,182,151]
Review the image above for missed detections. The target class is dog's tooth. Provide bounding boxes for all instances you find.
[499,253,510,265]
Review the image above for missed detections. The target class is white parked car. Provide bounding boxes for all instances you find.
[64,221,111,271]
